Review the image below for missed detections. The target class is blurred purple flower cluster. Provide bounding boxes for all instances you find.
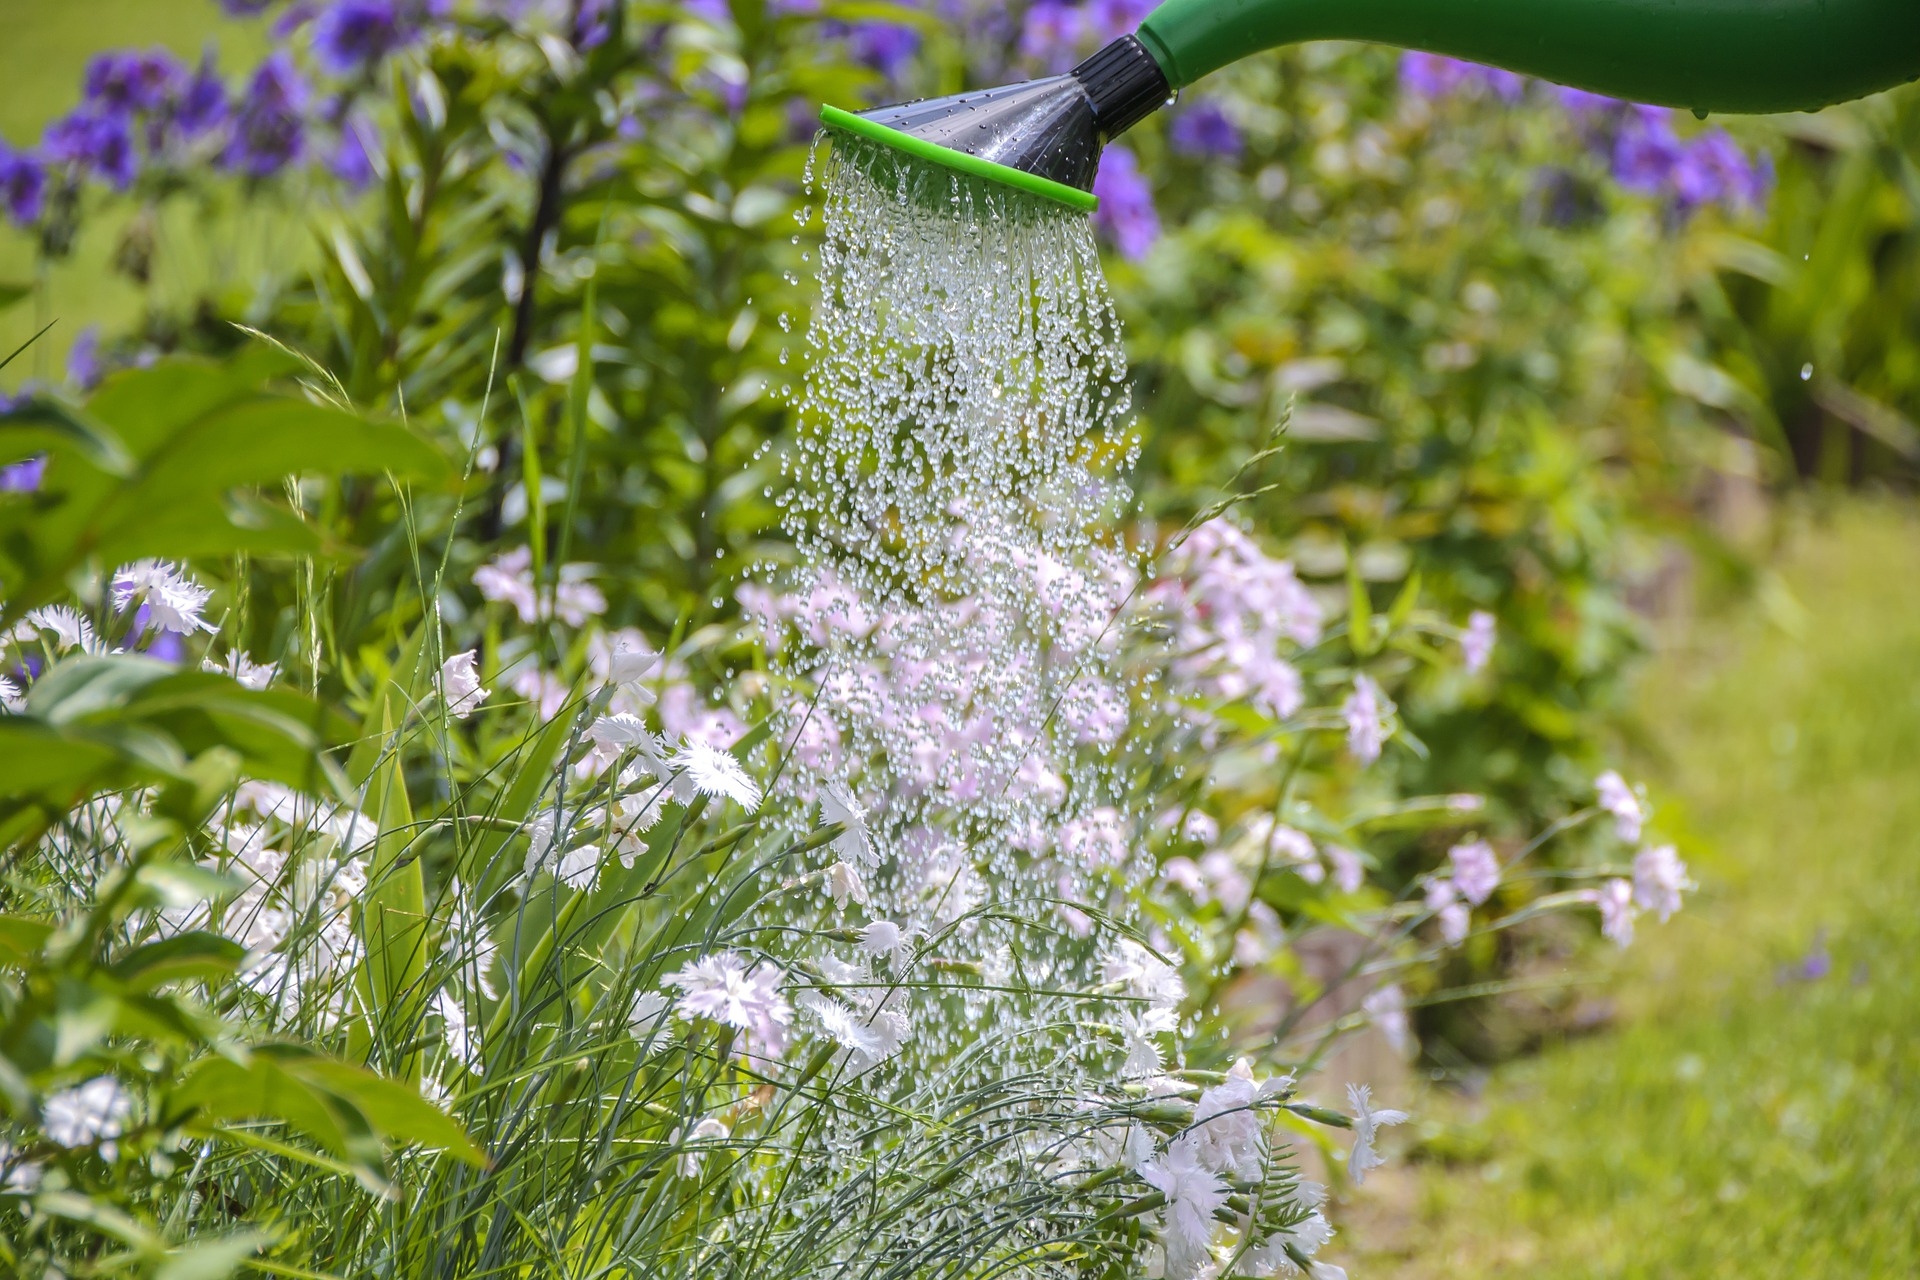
[1401,52,1772,216]
[1093,145,1159,261]
[1399,51,1524,103]
[0,0,459,230]
[1608,103,1771,212]
[1017,0,1156,73]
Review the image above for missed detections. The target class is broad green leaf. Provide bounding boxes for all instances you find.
[290,1058,484,1166]
[153,1231,276,1280]
[0,915,53,964]
[109,932,246,991]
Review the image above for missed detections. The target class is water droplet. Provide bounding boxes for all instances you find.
[1800,363,1813,381]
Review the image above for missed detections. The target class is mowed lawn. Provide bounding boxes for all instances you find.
[1349,500,1920,1278]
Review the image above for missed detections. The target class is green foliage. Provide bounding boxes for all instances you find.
[0,347,447,621]
[1358,504,1920,1278]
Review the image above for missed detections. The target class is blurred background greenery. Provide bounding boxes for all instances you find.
[2,2,1915,1273]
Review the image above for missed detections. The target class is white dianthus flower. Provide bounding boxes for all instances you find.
[113,560,216,635]
[1345,1083,1408,1186]
[25,604,98,654]
[1461,609,1497,674]
[432,990,482,1075]
[1101,938,1186,1009]
[1140,1137,1228,1280]
[203,650,278,690]
[1117,1006,1176,1078]
[42,1076,132,1160]
[673,1116,730,1179]
[667,951,792,1060]
[857,919,909,965]
[1595,770,1644,842]
[825,860,868,911]
[1632,844,1692,921]
[440,650,489,719]
[670,738,761,810]
[1342,674,1391,764]
[818,782,875,868]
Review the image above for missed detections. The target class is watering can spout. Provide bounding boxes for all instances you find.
[822,0,1920,212]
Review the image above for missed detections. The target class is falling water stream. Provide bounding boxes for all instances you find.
[753,132,1173,1085]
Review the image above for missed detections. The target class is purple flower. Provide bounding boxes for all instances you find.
[328,117,377,187]
[1084,0,1156,44]
[0,146,46,225]
[43,110,138,189]
[1169,102,1241,159]
[177,52,231,138]
[1399,51,1469,97]
[0,456,47,492]
[220,0,282,13]
[84,50,188,114]
[222,53,309,177]
[142,627,187,663]
[843,22,921,81]
[1400,52,1524,102]
[67,327,103,391]
[572,0,613,48]
[313,0,410,76]
[1093,144,1158,261]
[1555,85,1620,116]
[1610,105,1683,196]
[1019,1,1086,71]
[1674,128,1770,212]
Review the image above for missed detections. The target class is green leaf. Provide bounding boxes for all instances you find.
[291,1058,484,1166]
[153,1231,276,1280]
[0,351,450,624]
[0,655,352,813]
[109,932,246,991]
[1385,568,1422,636]
[0,915,53,964]
[1347,553,1376,657]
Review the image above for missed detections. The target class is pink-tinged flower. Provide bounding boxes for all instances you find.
[1345,1083,1408,1185]
[440,650,488,718]
[1425,877,1470,945]
[509,666,571,720]
[1061,807,1129,869]
[825,859,867,910]
[1187,1058,1289,1180]
[1448,838,1500,906]
[1461,609,1496,674]
[1589,877,1636,947]
[1343,674,1390,764]
[474,545,538,621]
[667,951,792,1061]
[1324,844,1365,895]
[1631,844,1691,921]
[1140,1138,1229,1280]
[1595,770,1644,842]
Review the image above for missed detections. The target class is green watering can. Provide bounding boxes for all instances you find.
[820,0,1920,211]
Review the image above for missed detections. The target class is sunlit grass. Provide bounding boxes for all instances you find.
[1351,498,1920,1278]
